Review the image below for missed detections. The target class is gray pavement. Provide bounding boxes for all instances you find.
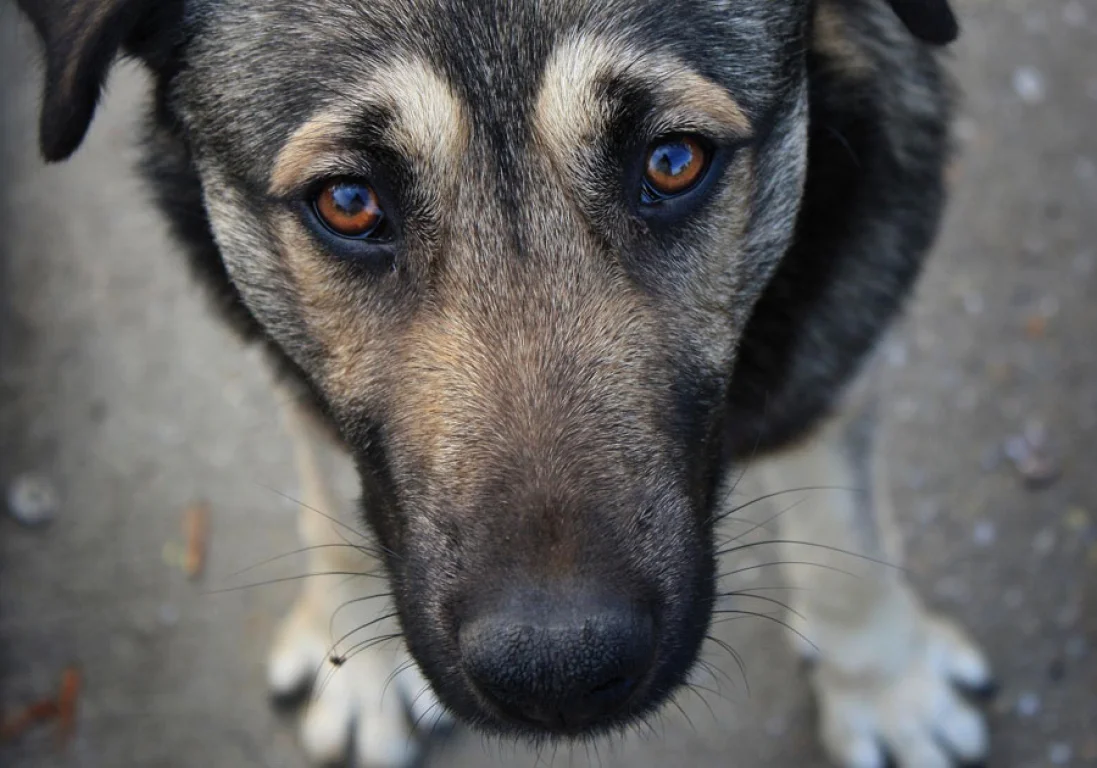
[2,1,1095,766]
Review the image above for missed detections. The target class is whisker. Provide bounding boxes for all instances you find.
[382,657,418,703]
[714,485,855,528]
[227,543,373,579]
[202,570,386,595]
[704,634,750,696]
[255,482,368,542]
[668,695,697,732]
[682,678,729,726]
[313,632,404,699]
[717,559,859,582]
[323,611,399,666]
[707,448,756,526]
[709,398,772,525]
[711,609,818,654]
[717,538,903,572]
[328,592,394,641]
[717,496,808,547]
[693,656,734,688]
[425,699,452,741]
[411,694,442,733]
[718,591,802,619]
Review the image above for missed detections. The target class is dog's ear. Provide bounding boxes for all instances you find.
[15,0,181,162]
[883,0,959,45]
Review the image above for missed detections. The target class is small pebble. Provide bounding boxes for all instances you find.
[158,603,180,627]
[1037,296,1060,318]
[1056,603,1080,629]
[1065,635,1088,660]
[1047,657,1066,683]
[6,473,59,526]
[1024,419,1049,447]
[1076,155,1097,181]
[962,291,984,316]
[1012,66,1047,104]
[1063,0,1087,27]
[973,520,996,547]
[1064,506,1091,532]
[1024,314,1047,339]
[1032,528,1057,557]
[980,445,1003,473]
[955,387,978,411]
[1022,234,1047,257]
[1004,429,1060,489]
[1048,742,1073,765]
[1022,11,1048,33]
[1015,691,1041,718]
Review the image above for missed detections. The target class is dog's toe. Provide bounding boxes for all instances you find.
[268,592,447,767]
[814,613,991,768]
[268,603,327,700]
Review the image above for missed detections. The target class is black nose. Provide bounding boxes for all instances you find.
[458,585,655,732]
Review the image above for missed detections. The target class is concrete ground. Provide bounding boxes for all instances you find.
[1,1,1095,766]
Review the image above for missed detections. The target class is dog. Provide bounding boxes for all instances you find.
[14,0,995,766]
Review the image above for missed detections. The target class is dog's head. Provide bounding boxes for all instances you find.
[20,0,956,740]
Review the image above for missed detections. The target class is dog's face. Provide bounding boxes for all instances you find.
[20,0,957,741]
[170,0,814,736]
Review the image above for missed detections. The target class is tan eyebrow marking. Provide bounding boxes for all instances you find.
[270,57,467,197]
[270,113,346,196]
[534,32,751,160]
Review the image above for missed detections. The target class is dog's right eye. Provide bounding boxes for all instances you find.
[312,179,386,239]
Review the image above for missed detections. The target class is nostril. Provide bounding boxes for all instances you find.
[591,675,631,696]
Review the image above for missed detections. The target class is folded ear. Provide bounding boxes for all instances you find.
[15,0,179,162]
[884,0,959,45]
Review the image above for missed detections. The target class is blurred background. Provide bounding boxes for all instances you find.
[2,1,1095,766]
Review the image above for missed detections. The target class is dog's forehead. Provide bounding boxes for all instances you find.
[182,0,803,177]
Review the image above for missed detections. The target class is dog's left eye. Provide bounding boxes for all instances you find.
[641,135,710,204]
[312,179,387,239]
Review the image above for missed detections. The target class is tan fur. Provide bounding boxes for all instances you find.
[269,114,350,198]
[271,217,399,407]
[535,32,752,165]
[270,57,468,198]
[813,0,873,79]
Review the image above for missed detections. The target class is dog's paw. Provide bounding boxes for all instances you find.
[811,613,993,768]
[267,595,452,767]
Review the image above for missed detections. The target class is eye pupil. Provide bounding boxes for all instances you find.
[652,143,693,178]
[643,135,708,199]
[315,180,384,238]
[331,184,369,215]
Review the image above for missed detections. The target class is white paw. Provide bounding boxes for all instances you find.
[268,592,453,767]
[812,613,993,768]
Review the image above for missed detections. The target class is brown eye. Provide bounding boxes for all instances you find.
[313,179,385,238]
[643,135,708,199]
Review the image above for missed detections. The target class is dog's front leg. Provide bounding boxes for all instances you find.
[266,392,448,767]
[751,397,994,768]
